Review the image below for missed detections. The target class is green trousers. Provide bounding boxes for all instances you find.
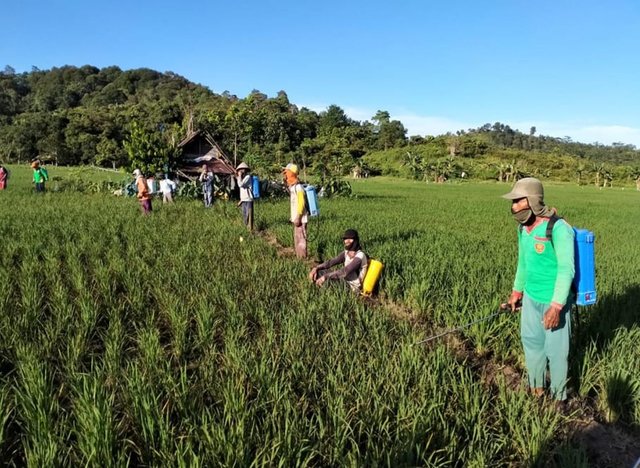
[520,294,571,401]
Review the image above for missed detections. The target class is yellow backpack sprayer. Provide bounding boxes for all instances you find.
[361,259,384,296]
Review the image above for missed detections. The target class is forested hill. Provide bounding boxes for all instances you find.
[1,65,639,181]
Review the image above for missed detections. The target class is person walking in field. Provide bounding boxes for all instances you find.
[283,163,308,258]
[31,160,49,193]
[236,162,254,231]
[0,164,8,190]
[146,174,157,197]
[199,164,214,208]
[502,177,575,406]
[309,229,368,293]
[133,169,152,214]
[159,174,177,204]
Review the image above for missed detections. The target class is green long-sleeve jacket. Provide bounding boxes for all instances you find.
[33,168,49,183]
[513,217,575,305]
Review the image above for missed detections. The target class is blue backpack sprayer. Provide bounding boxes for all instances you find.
[303,185,319,217]
[415,216,596,344]
[251,175,261,199]
[299,184,321,244]
[523,215,596,306]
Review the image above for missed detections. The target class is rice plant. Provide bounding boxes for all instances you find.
[0,165,637,464]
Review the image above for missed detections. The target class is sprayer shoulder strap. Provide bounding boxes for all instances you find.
[546,214,560,248]
[300,184,310,213]
[518,214,561,247]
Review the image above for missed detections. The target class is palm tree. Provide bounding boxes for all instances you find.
[592,163,605,188]
[403,152,425,181]
[496,162,507,182]
[506,159,527,181]
[428,160,445,183]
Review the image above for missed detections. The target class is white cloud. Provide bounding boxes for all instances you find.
[302,104,640,147]
[533,123,640,147]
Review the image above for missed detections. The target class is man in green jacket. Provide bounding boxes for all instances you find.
[503,178,575,404]
[32,160,49,192]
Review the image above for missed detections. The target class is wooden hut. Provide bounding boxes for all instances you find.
[177,131,235,179]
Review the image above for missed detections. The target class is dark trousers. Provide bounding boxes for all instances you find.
[139,199,152,215]
[35,182,45,192]
[203,188,213,207]
[241,201,254,231]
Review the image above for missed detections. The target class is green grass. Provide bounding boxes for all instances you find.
[0,166,638,465]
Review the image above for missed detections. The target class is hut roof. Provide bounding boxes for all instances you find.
[178,131,235,176]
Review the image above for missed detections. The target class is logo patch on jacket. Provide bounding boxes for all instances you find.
[534,243,545,254]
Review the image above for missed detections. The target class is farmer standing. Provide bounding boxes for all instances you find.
[309,229,368,293]
[159,174,177,204]
[133,169,152,214]
[32,160,48,193]
[236,162,254,231]
[199,164,214,208]
[502,177,575,405]
[0,164,8,190]
[283,163,308,258]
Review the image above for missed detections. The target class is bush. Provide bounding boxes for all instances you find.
[319,176,352,197]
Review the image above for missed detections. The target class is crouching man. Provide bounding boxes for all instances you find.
[309,229,368,293]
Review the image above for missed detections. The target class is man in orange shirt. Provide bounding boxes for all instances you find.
[133,169,152,214]
[283,163,308,258]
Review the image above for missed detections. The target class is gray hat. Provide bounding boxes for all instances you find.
[501,177,544,200]
[236,162,250,171]
[502,177,554,217]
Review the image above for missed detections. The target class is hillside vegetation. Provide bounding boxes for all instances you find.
[1,65,640,186]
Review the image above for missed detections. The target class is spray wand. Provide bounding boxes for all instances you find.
[413,301,520,346]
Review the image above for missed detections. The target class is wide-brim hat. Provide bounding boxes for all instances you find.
[501,177,544,200]
[236,162,250,171]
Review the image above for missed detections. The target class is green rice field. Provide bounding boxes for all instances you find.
[0,165,638,466]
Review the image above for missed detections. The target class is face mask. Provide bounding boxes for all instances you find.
[511,208,534,225]
[284,170,298,186]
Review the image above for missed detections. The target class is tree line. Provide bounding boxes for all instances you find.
[1,65,638,181]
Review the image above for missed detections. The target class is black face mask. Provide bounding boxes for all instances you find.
[511,207,534,225]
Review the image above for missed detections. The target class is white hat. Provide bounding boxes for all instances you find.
[236,162,250,171]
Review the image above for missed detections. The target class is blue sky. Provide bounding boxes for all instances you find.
[3,0,640,145]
